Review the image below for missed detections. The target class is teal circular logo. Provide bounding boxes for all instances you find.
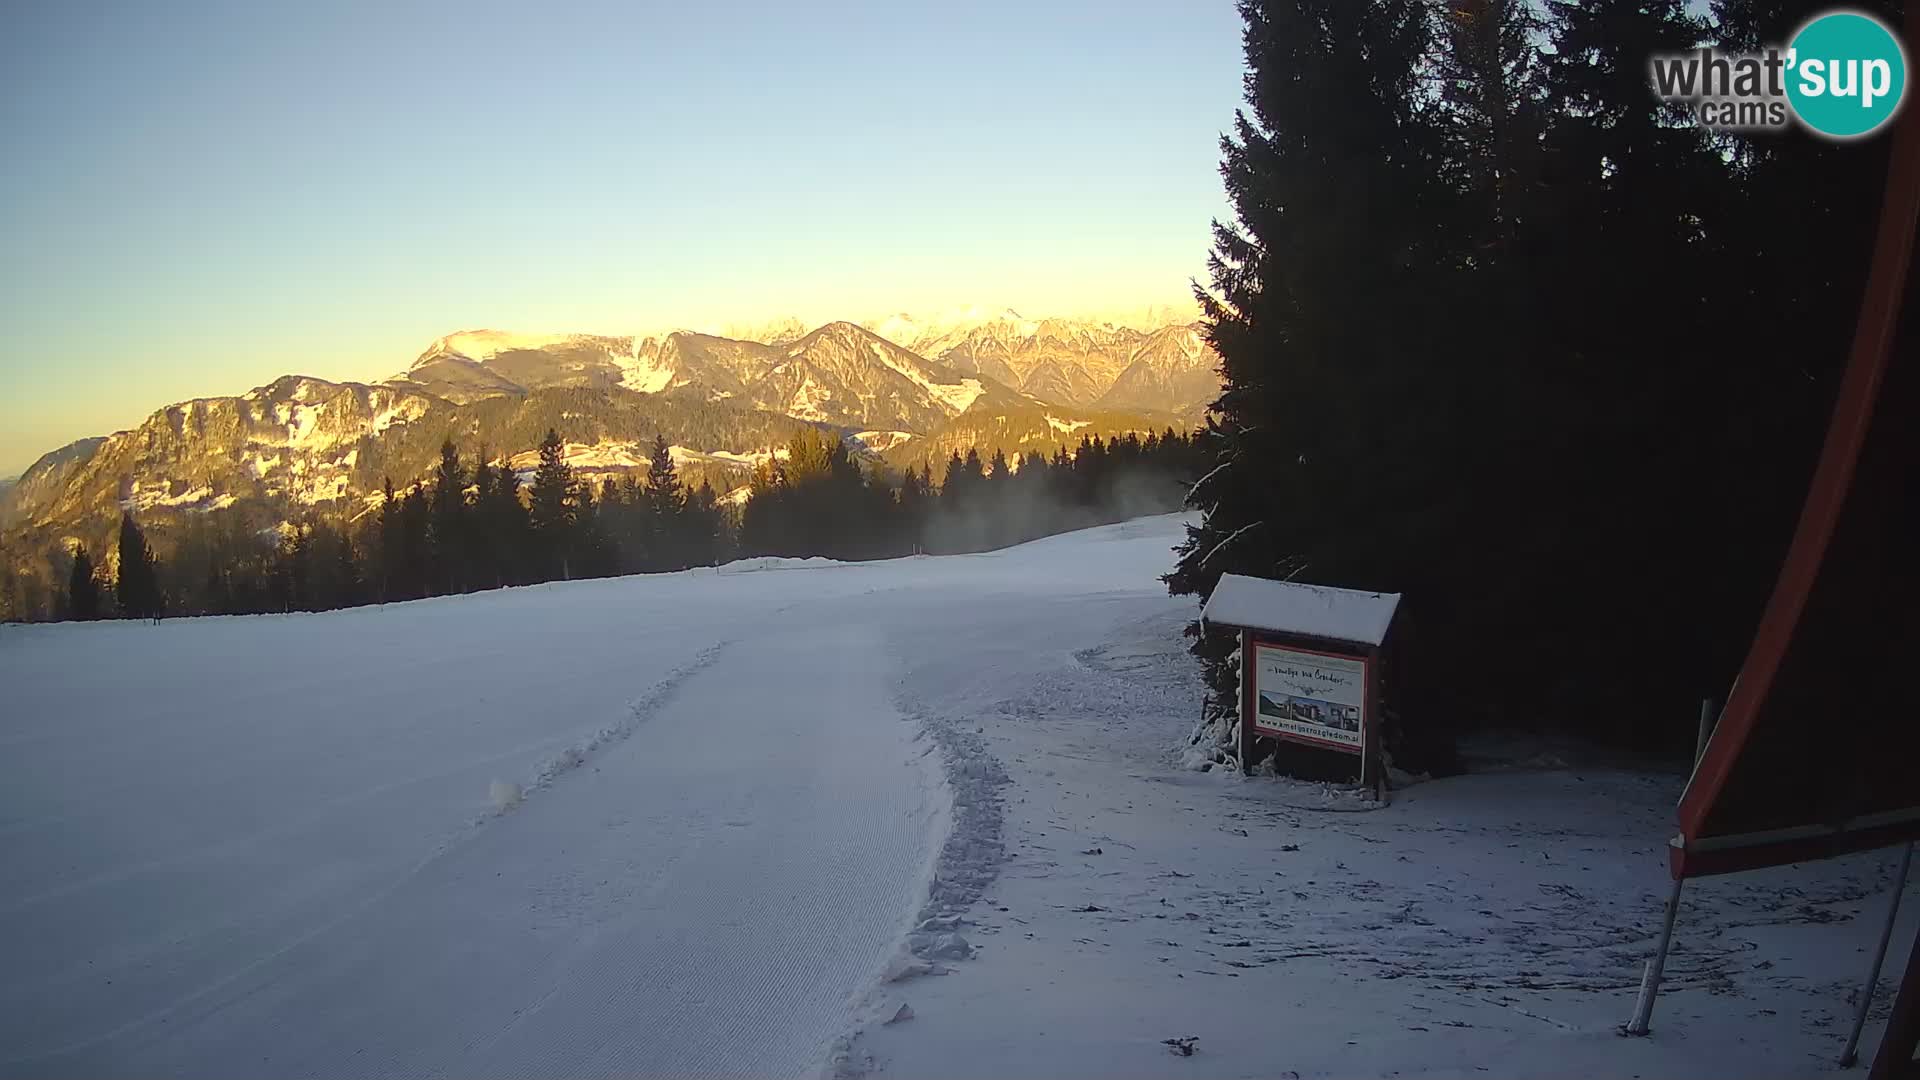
[1786,11,1908,139]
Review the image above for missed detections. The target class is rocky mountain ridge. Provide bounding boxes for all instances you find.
[1,314,1218,544]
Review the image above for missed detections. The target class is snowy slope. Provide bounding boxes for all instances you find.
[0,517,1188,1078]
[2,515,1912,1079]
[844,569,1919,1080]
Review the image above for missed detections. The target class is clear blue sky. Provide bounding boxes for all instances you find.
[0,1,1244,477]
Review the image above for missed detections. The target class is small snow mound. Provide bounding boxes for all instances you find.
[1177,743,1227,773]
[881,950,943,983]
[533,746,588,786]
[489,780,523,811]
[909,931,973,961]
[1243,771,1384,813]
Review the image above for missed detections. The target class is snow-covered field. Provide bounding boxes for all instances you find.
[1,514,1912,1078]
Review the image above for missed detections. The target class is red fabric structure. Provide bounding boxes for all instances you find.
[1672,30,1920,883]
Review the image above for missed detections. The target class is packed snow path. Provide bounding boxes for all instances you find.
[0,517,1183,1078]
[11,514,1912,1080]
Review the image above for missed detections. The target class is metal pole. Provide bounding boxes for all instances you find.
[1626,876,1686,1036]
[1843,842,1916,1067]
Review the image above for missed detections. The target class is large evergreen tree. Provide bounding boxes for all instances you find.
[1168,0,1451,774]
[528,429,576,580]
[115,512,163,619]
[68,546,100,621]
[1171,0,1905,772]
[1434,0,1545,252]
[645,433,687,570]
[378,476,401,601]
[428,438,469,594]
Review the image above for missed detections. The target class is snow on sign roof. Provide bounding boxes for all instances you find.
[1201,573,1401,647]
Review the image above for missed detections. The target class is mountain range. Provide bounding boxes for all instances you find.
[0,312,1219,547]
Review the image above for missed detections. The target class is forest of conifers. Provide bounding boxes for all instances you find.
[1170,0,1910,769]
[40,425,1203,621]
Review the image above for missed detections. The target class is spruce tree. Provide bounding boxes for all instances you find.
[68,546,100,621]
[687,480,721,566]
[940,451,970,506]
[645,433,686,570]
[1434,0,1545,251]
[961,448,984,493]
[1167,0,1442,775]
[528,429,576,580]
[116,512,162,619]
[897,466,926,553]
[783,428,835,486]
[378,477,400,601]
[399,485,431,598]
[490,460,532,586]
[428,438,467,594]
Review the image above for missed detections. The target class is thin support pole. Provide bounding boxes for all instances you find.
[1843,842,1916,1067]
[1626,876,1686,1036]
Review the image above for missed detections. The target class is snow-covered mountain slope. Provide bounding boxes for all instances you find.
[0,378,818,541]
[1096,323,1220,413]
[0,437,105,529]
[393,321,1055,437]
[889,312,1221,414]
[3,378,445,530]
[3,513,1906,1080]
[755,321,1030,431]
[2,313,1208,556]
[394,314,1223,418]
[402,330,649,402]
[392,321,1043,433]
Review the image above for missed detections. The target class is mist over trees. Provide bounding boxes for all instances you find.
[5,426,1200,622]
[1170,0,1903,774]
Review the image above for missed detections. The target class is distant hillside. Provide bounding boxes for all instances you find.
[1,312,1217,617]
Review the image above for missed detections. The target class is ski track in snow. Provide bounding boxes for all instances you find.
[0,516,1191,1080]
[848,599,1920,1080]
[0,567,940,1078]
[6,513,1915,1080]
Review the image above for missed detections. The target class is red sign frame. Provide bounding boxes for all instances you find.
[1240,630,1373,759]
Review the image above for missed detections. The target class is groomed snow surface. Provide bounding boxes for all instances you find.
[1,514,1913,1079]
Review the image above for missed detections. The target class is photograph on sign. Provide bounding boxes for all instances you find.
[1250,644,1366,754]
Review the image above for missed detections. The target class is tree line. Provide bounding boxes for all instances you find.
[742,425,1203,560]
[1170,0,1904,775]
[29,425,1200,621]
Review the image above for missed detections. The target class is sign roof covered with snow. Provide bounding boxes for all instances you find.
[1201,573,1401,647]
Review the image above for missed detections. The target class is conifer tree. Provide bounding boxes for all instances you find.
[687,480,721,566]
[939,450,970,507]
[645,433,686,570]
[116,512,162,619]
[68,546,100,621]
[488,459,532,587]
[399,484,431,598]
[1435,0,1545,251]
[428,438,468,594]
[378,476,400,601]
[529,429,576,580]
[1167,0,1441,774]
